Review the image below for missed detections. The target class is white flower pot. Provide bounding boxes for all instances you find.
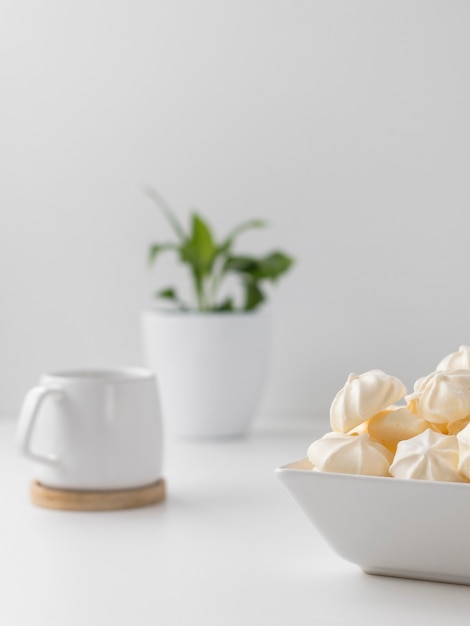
[141,310,270,438]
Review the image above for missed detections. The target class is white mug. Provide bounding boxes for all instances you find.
[17,368,163,490]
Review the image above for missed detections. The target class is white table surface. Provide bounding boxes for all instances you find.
[2,416,470,626]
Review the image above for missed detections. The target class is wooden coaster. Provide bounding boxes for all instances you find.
[30,479,166,511]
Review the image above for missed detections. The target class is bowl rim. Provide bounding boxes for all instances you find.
[275,457,470,490]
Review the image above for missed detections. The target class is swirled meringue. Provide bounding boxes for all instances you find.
[404,373,432,414]
[413,373,433,393]
[416,369,470,426]
[307,432,393,476]
[448,416,470,435]
[390,429,465,482]
[329,370,407,433]
[437,345,470,371]
[457,423,470,479]
[367,406,436,452]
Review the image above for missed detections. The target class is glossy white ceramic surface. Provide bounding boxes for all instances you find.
[17,368,163,490]
[276,458,470,585]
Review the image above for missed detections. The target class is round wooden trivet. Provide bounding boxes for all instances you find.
[30,478,166,511]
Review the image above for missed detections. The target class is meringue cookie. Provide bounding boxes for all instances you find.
[307,432,393,476]
[367,406,436,452]
[404,393,420,415]
[457,423,470,479]
[405,371,436,408]
[330,370,407,433]
[390,429,465,482]
[347,405,399,436]
[347,420,370,436]
[417,369,470,426]
[437,345,470,371]
[448,416,470,435]
[412,372,433,393]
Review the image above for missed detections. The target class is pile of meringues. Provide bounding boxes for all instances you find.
[308,346,470,482]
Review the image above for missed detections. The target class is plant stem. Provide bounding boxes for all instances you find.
[144,187,186,240]
[209,256,225,310]
[202,277,212,311]
[192,271,204,311]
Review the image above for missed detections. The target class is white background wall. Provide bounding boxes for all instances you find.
[2,0,470,423]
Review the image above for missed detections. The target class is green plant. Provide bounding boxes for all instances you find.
[145,188,294,312]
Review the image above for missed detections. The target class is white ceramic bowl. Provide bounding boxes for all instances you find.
[276,458,470,585]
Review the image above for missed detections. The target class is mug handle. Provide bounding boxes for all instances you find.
[17,385,64,465]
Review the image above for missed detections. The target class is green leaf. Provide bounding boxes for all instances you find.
[155,287,177,300]
[148,243,178,266]
[180,213,217,276]
[144,187,186,240]
[224,255,259,274]
[177,214,218,310]
[224,252,293,282]
[218,219,266,255]
[251,252,294,282]
[154,287,188,310]
[192,213,217,271]
[244,282,265,311]
[214,298,235,312]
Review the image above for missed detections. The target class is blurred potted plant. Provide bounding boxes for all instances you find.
[141,188,294,438]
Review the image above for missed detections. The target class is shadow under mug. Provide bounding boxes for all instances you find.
[17,368,163,491]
